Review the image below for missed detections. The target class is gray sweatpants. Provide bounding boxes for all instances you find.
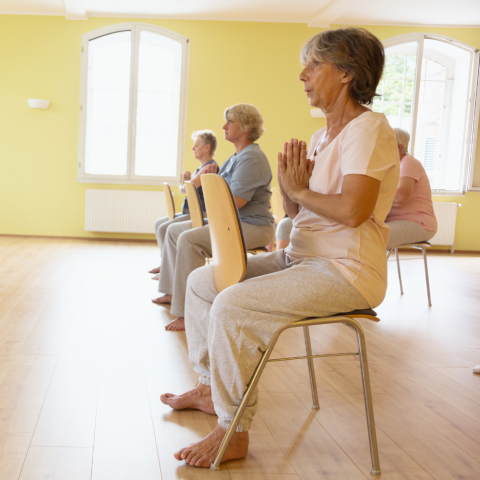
[387,220,436,250]
[159,221,275,317]
[184,250,369,432]
[276,216,293,241]
[154,214,190,258]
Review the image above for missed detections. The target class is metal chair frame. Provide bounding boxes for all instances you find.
[211,312,381,475]
[387,242,431,306]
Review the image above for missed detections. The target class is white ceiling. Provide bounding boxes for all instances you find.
[0,0,479,27]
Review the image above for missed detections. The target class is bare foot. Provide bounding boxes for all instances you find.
[148,266,160,274]
[165,317,185,331]
[174,425,249,467]
[160,383,216,415]
[152,294,172,305]
[151,274,159,281]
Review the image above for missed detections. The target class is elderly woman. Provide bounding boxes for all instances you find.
[154,104,276,330]
[149,130,218,276]
[386,128,437,249]
[160,28,399,467]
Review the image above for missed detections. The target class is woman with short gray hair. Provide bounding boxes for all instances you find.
[385,127,437,249]
[161,28,399,467]
[148,130,218,276]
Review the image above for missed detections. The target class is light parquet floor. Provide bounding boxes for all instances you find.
[0,236,479,479]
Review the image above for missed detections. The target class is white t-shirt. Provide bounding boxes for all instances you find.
[286,111,400,308]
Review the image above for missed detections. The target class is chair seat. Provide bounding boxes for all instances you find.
[248,246,269,252]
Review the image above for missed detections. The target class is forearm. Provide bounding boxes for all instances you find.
[292,189,366,228]
[283,196,299,218]
[190,175,202,188]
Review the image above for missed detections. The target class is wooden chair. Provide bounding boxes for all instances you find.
[184,181,205,229]
[202,174,381,475]
[387,242,432,306]
[163,182,176,220]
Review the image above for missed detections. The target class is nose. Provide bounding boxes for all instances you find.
[222,122,228,130]
[299,67,308,82]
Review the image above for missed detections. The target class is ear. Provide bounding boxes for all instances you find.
[340,70,354,84]
[204,144,211,153]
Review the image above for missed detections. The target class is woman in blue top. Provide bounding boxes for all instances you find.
[149,130,218,277]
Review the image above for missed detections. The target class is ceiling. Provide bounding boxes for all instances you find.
[0,0,479,27]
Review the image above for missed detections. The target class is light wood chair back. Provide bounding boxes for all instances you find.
[201,174,247,293]
[163,182,176,220]
[271,186,285,225]
[184,181,204,229]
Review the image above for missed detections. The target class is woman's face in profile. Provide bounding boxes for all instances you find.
[299,59,347,110]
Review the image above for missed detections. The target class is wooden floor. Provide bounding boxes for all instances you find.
[0,236,480,479]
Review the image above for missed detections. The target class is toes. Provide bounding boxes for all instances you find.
[160,393,174,404]
[185,450,197,464]
[181,449,193,460]
[173,451,182,461]
[191,455,202,466]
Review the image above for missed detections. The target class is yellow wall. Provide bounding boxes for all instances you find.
[0,16,479,249]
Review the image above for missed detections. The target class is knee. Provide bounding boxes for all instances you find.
[187,265,217,302]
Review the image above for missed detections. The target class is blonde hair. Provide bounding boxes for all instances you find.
[393,128,410,155]
[191,129,217,155]
[224,104,264,141]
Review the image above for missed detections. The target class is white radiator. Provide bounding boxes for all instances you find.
[429,202,460,252]
[85,189,167,234]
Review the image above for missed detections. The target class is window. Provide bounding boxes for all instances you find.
[78,23,189,185]
[373,34,480,193]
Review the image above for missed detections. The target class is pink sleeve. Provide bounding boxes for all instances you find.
[400,156,424,182]
[341,119,398,181]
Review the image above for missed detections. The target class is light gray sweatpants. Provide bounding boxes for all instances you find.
[184,250,370,432]
[154,214,190,258]
[387,220,436,250]
[158,221,275,317]
[276,216,293,241]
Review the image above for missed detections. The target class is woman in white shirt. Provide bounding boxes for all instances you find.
[160,27,399,467]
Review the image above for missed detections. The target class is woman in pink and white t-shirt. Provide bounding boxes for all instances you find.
[386,128,437,249]
[160,28,399,468]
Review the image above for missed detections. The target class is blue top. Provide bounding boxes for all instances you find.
[219,143,275,227]
[182,159,219,214]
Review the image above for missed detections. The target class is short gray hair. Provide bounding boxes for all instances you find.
[191,129,217,155]
[224,104,264,141]
[393,128,410,155]
[300,28,384,105]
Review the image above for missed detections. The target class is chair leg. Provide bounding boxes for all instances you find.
[352,321,381,475]
[210,338,278,470]
[395,248,404,295]
[421,247,432,307]
[303,326,320,409]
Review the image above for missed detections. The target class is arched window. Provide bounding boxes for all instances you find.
[373,34,480,193]
[78,23,189,185]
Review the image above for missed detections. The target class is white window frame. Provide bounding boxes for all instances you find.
[382,33,480,195]
[77,23,189,185]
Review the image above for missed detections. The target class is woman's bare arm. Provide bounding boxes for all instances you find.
[391,176,415,207]
[279,139,380,228]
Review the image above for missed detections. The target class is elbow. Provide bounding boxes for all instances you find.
[345,212,370,229]
[346,217,363,229]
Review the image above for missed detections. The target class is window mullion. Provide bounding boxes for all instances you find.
[410,36,424,156]
[127,26,141,180]
[467,51,480,190]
